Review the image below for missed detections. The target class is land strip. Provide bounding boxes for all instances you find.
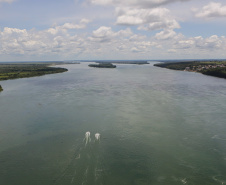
[0,62,69,81]
[88,63,116,68]
[154,61,226,79]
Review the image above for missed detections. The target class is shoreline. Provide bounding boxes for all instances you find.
[154,61,226,79]
[0,62,71,81]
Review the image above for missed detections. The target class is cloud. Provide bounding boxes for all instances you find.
[177,39,195,49]
[0,0,16,3]
[91,0,182,33]
[90,0,190,8]
[92,26,114,38]
[1,23,226,60]
[0,24,161,59]
[196,35,223,49]
[172,35,225,51]
[195,2,226,19]
[1,27,27,36]
[155,29,177,40]
[0,27,31,54]
[0,26,86,56]
[47,19,91,35]
[116,7,180,31]
[89,26,132,42]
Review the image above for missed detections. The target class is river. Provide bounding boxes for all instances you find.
[0,62,226,185]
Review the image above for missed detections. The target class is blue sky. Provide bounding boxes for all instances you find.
[0,0,226,61]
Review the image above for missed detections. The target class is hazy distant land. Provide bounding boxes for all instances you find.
[99,61,149,65]
[154,61,226,79]
[0,60,149,84]
[2,60,226,83]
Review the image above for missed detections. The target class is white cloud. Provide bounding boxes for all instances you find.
[0,26,86,57]
[172,35,226,52]
[177,39,195,49]
[91,0,112,6]
[0,0,15,3]
[1,23,226,60]
[155,29,177,40]
[47,19,91,35]
[61,19,91,30]
[116,7,180,31]
[131,47,140,53]
[80,18,91,24]
[91,0,190,8]
[0,24,161,59]
[195,2,226,19]
[89,26,132,42]
[91,0,183,34]
[197,35,223,49]
[1,27,27,36]
[167,49,177,53]
[92,26,114,38]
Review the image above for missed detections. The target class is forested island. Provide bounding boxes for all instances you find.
[0,63,68,81]
[92,61,149,65]
[88,63,116,68]
[0,85,3,91]
[154,61,226,79]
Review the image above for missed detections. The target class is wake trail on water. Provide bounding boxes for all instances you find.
[212,135,226,141]
[212,175,226,185]
[54,132,103,185]
[95,133,100,142]
[84,132,91,146]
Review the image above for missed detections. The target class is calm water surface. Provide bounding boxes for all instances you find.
[0,62,226,185]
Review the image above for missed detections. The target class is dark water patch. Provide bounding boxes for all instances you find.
[0,133,80,185]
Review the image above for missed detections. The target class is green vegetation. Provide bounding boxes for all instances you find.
[93,61,149,65]
[0,85,3,91]
[88,63,116,68]
[202,68,226,78]
[0,63,68,81]
[154,61,226,70]
[154,61,226,79]
[154,61,196,70]
[112,61,149,65]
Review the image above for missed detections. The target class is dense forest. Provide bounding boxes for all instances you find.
[202,68,226,78]
[88,63,116,68]
[0,63,68,81]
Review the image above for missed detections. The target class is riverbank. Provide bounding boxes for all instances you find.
[154,61,226,79]
[0,62,69,81]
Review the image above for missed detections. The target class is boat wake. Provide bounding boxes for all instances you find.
[54,132,103,185]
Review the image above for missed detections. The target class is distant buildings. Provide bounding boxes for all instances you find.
[184,64,226,72]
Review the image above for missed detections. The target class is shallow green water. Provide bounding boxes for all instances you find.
[0,62,226,185]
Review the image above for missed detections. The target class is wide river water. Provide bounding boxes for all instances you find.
[0,62,226,185]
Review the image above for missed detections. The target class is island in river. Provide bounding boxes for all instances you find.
[88,63,116,68]
[154,60,226,79]
[0,62,70,81]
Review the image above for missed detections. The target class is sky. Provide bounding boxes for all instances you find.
[0,0,226,61]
